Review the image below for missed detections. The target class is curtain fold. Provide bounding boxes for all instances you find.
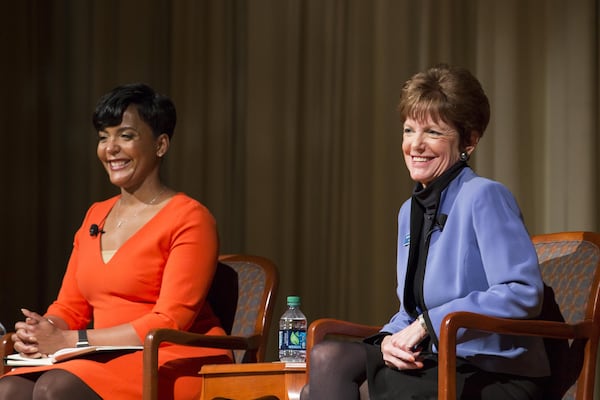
[1,0,598,362]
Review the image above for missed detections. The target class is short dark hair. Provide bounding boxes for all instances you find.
[398,64,490,149]
[92,83,176,139]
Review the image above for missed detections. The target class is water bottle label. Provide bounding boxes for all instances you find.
[279,329,306,350]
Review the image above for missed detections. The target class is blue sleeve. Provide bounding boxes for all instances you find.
[426,181,543,342]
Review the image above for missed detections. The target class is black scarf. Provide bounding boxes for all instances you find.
[403,161,467,319]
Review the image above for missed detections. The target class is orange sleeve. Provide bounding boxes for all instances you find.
[45,205,99,329]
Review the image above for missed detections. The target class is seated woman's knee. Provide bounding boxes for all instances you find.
[310,341,349,369]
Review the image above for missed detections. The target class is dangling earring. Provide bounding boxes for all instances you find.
[459,151,469,162]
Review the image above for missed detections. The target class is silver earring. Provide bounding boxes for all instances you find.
[459,151,469,162]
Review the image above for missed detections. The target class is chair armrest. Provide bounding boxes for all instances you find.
[307,318,382,348]
[1,332,15,376]
[306,318,381,368]
[438,311,595,400]
[142,328,262,400]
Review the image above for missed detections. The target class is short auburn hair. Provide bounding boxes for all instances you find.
[398,64,490,149]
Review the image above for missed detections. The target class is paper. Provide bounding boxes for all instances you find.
[4,345,143,366]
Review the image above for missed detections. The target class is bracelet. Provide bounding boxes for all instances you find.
[76,329,89,348]
[417,314,428,333]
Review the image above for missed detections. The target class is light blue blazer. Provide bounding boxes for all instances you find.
[381,167,550,377]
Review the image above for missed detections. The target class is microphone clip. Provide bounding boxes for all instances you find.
[89,224,105,237]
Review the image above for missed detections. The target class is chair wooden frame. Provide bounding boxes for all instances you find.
[305,231,600,400]
[305,318,381,372]
[0,333,13,375]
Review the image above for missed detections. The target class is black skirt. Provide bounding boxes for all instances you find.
[363,343,547,400]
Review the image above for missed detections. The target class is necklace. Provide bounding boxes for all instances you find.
[116,187,166,228]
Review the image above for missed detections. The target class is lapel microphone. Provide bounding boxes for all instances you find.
[436,214,448,230]
[89,224,105,237]
[426,213,448,239]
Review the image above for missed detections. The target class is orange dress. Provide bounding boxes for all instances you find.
[4,193,232,399]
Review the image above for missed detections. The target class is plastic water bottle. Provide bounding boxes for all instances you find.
[278,295,307,362]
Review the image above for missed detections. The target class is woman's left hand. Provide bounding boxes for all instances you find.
[380,319,428,371]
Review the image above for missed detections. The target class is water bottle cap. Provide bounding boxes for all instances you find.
[287,295,301,305]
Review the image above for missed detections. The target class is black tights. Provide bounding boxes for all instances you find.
[0,370,101,400]
[300,341,369,400]
[300,341,546,400]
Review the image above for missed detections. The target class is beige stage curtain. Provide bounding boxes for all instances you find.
[1,0,598,362]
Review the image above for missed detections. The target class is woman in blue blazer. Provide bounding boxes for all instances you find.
[302,64,550,399]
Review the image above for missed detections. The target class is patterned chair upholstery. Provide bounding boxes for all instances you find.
[143,254,279,400]
[538,238,598,326]
[225,257,277,363]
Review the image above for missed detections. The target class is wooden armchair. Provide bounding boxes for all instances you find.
[305,231,600,400]
[439,231,600,400]
[143,254,278,400]
[0,254,279,399]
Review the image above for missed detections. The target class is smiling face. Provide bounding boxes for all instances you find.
[397,65,490,187]
[402,115,464,187]
[97,105,168,191]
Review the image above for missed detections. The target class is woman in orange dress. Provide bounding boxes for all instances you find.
[0,83,231,399]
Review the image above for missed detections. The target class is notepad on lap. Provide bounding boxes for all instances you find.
[4,346,143,366]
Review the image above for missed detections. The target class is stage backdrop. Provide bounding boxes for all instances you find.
[1,0,598,361]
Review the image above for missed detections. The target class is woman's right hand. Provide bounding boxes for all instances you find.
[380,319,428,370]
[13,321,43,358]
[12,309,60,358]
